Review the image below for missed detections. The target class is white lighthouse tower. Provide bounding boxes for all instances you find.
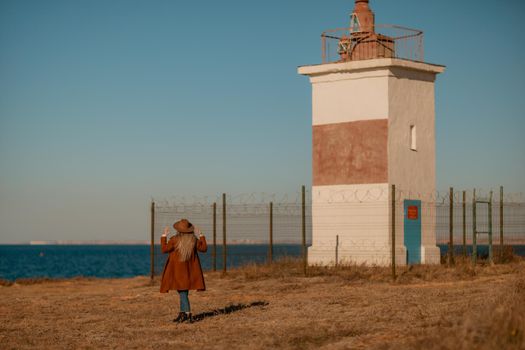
[299,0,445,266]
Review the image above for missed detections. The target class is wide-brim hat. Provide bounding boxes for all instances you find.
[173,219,194,233]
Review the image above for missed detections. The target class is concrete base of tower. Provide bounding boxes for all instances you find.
[308,244,407,267]
[421,245,441,264]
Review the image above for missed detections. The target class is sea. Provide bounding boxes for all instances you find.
[0,244,302,281]
[1,244,524,281]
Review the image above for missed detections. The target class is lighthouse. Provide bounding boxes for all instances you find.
[299,0,445,266]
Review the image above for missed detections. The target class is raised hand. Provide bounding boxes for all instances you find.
[194,226,203,237]
[162,226,170,237]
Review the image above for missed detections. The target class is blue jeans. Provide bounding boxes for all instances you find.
[178,290,190,313]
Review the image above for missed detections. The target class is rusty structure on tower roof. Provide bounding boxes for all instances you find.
[322,0,424,63]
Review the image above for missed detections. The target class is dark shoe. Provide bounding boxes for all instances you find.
[173,312,186,323]
[187,313,193,323]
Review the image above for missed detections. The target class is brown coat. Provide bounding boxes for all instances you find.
[159,235,207,293]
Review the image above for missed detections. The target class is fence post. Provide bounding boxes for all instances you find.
[448,187,454,266]
[391,184,396,281]
[488,190,493,265]
[500,186,504,262]
[213,202,217,272]
[302,185,306,276]
[335,235,339,267]
[462,191,466,257]
[222,193,227,274]
[150,201,155,282]
[472,189,477,265]
[269,202,273,264]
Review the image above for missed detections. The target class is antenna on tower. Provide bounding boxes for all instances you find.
[320,0,424,63]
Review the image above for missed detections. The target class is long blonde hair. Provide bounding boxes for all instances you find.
[175,233,197,262]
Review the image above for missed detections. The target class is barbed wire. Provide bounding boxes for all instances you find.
[394,187,524,204]
[312,187,389,202]
[154,188,524,209]
[153,190,312,207]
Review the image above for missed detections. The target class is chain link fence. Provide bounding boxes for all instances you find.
[151,188,312,276]
[149,186,525,278]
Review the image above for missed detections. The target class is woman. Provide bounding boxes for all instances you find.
[160,218,207,323]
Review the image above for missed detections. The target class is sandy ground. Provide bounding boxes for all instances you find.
[1,260,524,350]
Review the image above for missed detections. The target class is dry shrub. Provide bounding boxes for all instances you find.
[228,255,524,285]
[235,257,306,281]
[462,277,525,350]
[231,257,394,283]
[494,245,517,263]
[405,275,525,350]
[396,256,478,283]
[11,276,99,285]
[307,263,392,283]
[14,277,62,285]
[0,279,14,287]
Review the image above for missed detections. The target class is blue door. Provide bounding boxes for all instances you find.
[404,200,421,264]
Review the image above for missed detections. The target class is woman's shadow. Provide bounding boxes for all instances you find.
[192,301,269,322]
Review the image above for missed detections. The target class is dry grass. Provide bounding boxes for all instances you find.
[396,271,525,350]
[240,255,523,285]
[1,259,524,349]
[0,276,101,287]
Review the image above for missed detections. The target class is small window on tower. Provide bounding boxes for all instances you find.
[410,125,417,151]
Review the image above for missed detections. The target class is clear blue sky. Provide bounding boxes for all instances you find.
[1,0,524,243]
